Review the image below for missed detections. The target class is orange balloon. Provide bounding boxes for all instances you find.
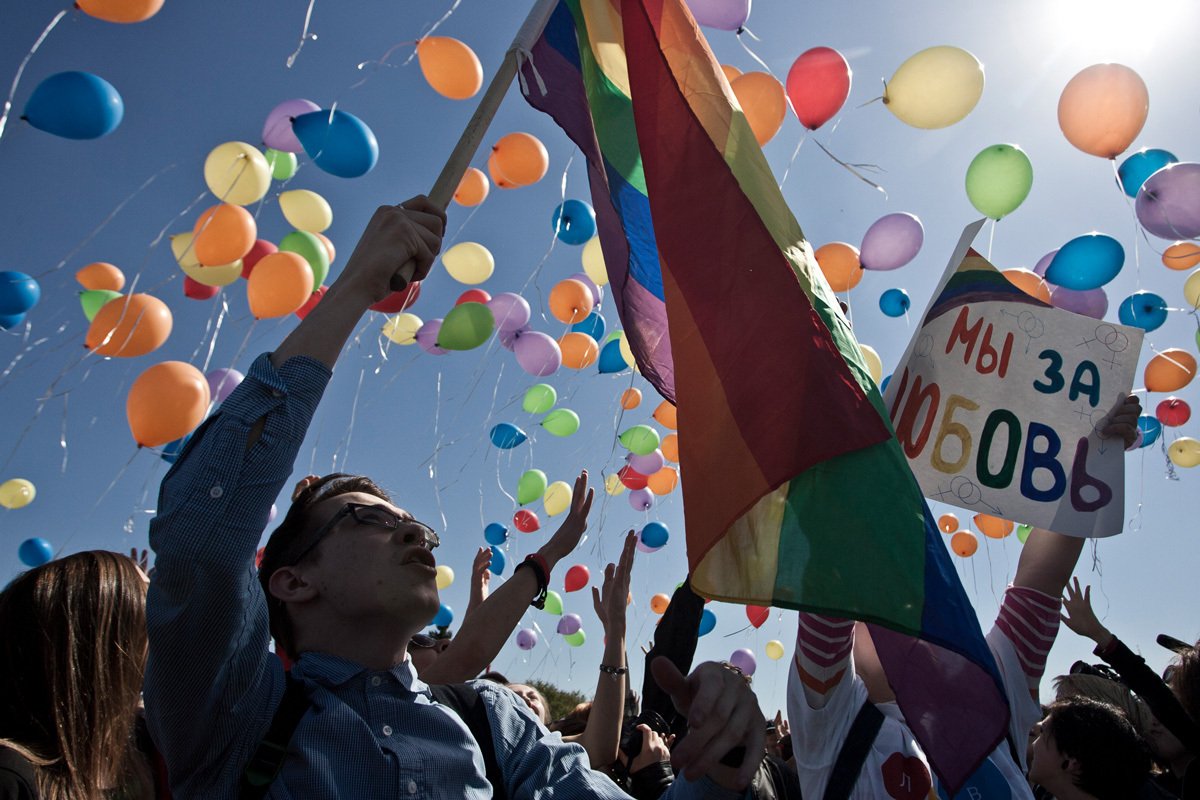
[549,279,593,323]
[454,167,490,207]
[620,388,642,410]
[814,242,863,292]
[1145,348,1197,393]
[85,293,173,357]
[193,204,256,267]
[1002,268,1052,302]
[488,132,548,188]
[653,400,678,430]
[650,593,671,614]
[647,466,679,495]
[661,432,679,462]
[126,361,210,447]
[951,530,979,557]
[1163,242,1200,271]
[731,71,787,146]
[937,513,959,534]
[314,232,336,265]
[973,513,1013,539]
[76,261,125,291]
[720,64,743,84]
[416,36,483,100]
[559,332,600,369]
[1057,63,1148,159]
[247,252,315,319]
[76,0,163,23]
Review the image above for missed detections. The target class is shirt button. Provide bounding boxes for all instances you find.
[407,780,417,794]
[272,390,283,398]
[382,725,393,736]
[370,676,382,686]
[209,486,223,499]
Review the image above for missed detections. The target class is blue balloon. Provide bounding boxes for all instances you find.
[879,288,911,318]
[1117,148,1177,198]
[484,522,509,546]
[489,546,506,576]
[640,521,670,548]
[697,608,717,637]
[1117,291,1168,332]
[597,338,628,374]
[24,71,123,140]
[0,272,40,316]
[1045,234,1124,290]
[571,310,607,342]
[1138,414,1162,448]
[936,756,1009,799]
[292,109,379,178]
[880,373,891,394]
[552,200,597,245]
[18,538,53,568]
[160,435,191,464]
[0,312,26,330]
[489,422,528,449]
[432,603,454,627]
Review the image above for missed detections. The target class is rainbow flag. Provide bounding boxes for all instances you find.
[523,0,1008,789]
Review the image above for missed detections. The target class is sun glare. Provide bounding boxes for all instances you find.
[1044,0,1192,57]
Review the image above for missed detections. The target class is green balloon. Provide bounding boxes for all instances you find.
[437,302,494,350]
[80,289,122,321]
[605,329,624,343]
[541,408,580,437]
[620,424,660,455]
[517,469,548,505]
[522,383,557,415]
[280,230,330,288]
[563,630,586,647]
[543,590,563,615]
[1016,523,1032,545]
[965,144,1033,220]
[264,148,298,181]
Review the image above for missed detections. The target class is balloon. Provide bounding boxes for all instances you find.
[247,252,314,318]
[685,0,751,30]
[76,0,163,22]
[661,433,679,462]
[1137,415,1162,448]
[879,288,911,318]
[441,242,494,285]
[814,242,862,292]
[1118,148,1178,198]
[292,109,379,178]
[598,339,629,374]
[618,465,649,491]
[1168,438,1200,469]
[295,286,327,320]
[1033,249,1058,279]
[262,98,321,153]
[435,565,455,590]
[950,530,978,557]
[628,488,655,511]
[619,425,659,456]
[279,230,330,288]
[264,148,298,181]
[437,302,494,350]
[973,513,1013,539]
[86,293,172,357]
[487,293,531,333]
[519,384,555,416]
[517,470,548,506]
[478,523,508,548]
[629,450,665,476]
[651,402,677,431]
[205,368,244,404]
[454,290,490,307]
[552,200,598,245]
[571,311,607,344]
[559,332,599,369]
[76,262,125,292]
[766,640,785,660]
[1136,162,1200,240]
[549,279,593,324]
[729,648,757,677]
[1057,63,1148,159]
[746,605,769,628]
[647,466,678,495]
[513,331,561,376]
[1163,242,1200,271]
[1145,349,1196,393]
[731,71,787,146]
[279,190,333,233]
[639,521,670,550]
[193,204,256,266]
[0,272,41,316]
[1156,397,1191,427]
[416,36,483,100]
[432,604,454,627]
[618,333,638,370]
[563,630,586,647]
[998,269,1050,303]
[1050,286,1108,319]
[577,242,608,295]
[859,344,883,386]
[0,479,36,509]
[488,132,549,188]
[18,538,53,568]
[965,144,1033,220]
[489,547,506,575]
[490,422,528,449]
[543,481,572,516]
[382,312,423,345]
[543,590,563,615]
[1117,291,1168,332]
[564,564,590,592]
[370,282,421,313]
[1187,270,1200,310]
[786,47,851,131]
[169,233,242,287]
[698,608,717,636]
[182,278,218,301]
[605,474,625,496]
[126,361,210,447]
[24,71,123,139]
[1016,524,1032,544]
[619,391,643,414]
[416,319,448,355]
[651,593,670,614]
[557,613,583,635]
[454,167,490,207]
[721,64,743,83]
[516,628,539,650]
[884,46,984,129]
[513,509,540,533]
[204,142,271,206]
[937,513,959,534]
[860,213,924,272]
[541,408,580,437]
[1045,234,1123,290]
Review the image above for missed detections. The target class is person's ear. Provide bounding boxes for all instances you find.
[268,564,320,604]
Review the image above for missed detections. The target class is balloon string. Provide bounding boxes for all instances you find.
[0,8,68,143]
[403,0,464,66]
[986,218,996,262]
[777,131,807,192]
[734,29,777,78]
[346,40,419,92]
[285,0,319,69]
[812,139,886,197]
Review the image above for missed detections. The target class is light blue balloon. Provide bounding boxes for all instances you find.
[1138,414,1162,448]
[432,603,454,627]
[24,71,123,139]
[597,338,628,374]
[489,422,528,449]
[1117,291,1168,332]
[552,200,597,245]
[1045,234,1124,291]
[484,522,509,546]
[571,310,607,342]
[292,109,379,178]
[18,538,53,567]
[160,435,191,465]
[0,272,41,316]
[879,288,911,318]
[489,546,506,575]
[880,374,892,394]
[1117,148,1177,198]
[697,608,717,637]
[640,521,670,548]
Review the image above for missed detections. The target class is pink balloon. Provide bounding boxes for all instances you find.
[685,0,751,30]
[205,367,244,403]
[262,98,321,153]
[1050,286,1108,319]
[513,330,561,376]
[628,488,655,511]
[487,292,532,332]
[1136,162,1200,240]
[860,213,924,271]
[516,628,538,650]
[416,319,448,355]
[628,450,665,475]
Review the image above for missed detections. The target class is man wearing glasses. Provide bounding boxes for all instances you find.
[144,197,765,798]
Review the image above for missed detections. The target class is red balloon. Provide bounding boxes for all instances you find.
[618,464,649,490]
[564,564,590,592]
[786,47,852,131]
[370,281,422,313]
[1156,396,1192,427]
[294,285,327,320]
[241,239,279,279]
[746,604,769,628]
[183,276,220,300]
[456,288,492,305]
[513,508,540,533]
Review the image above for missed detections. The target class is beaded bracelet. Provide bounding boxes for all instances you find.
[599,664,628,680]
[719,660,752,686]
[515,554,549,609]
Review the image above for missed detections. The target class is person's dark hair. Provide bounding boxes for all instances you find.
[0,551,152,800]
[549,701,592,736]
[478,671,509,684]
[258,473,390,656]
[1166,645,1200,724]
[1043,697,1152,799]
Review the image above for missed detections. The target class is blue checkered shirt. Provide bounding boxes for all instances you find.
[145,353,741,799]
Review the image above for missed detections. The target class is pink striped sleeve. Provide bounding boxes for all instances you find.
[994,585,1061,690]
[794,613,854,697]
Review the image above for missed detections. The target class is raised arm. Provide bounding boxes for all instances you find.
[465,546,492,618]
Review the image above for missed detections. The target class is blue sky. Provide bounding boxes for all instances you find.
[0,0,1195,710]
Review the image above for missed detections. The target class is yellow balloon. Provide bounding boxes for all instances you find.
[435,565,455,590]
[0,478,36,510]
[442,241,494,284]
[171,233,244,286]
[582,237,609,286]
[279,190,333,233]
[204,141,271,206]
[885,46,984,129]
[765,639,785,660]
[605,473,625,496]
[859,343,883,385]
[171,232,201,270]
[1185,269,1200,310]
[1168,437,1200,468]
[618,331,638,371]
[383,312,423,345]
[543,480,572,516]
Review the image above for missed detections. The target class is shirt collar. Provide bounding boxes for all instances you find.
[291,651,431,696]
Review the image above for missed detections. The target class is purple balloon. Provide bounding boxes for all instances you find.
[1033,249,1058,280]
[636,538,663,554]
[513,330,561,376]
[685,0,751,30]
[557,613,583,635]
[488,292,532,332]
[1136,162,1200,240]
[729,648,757,677]
[1050,286,1108,319]
[859,213,924,271]
[516,628,538,650]
[628,488,655,512]
[262,98,320,153]
[628,450,665,475]
[416,319,448,355]
[497,324,530,352]
[569,272,603,308]
[205,367,244,403]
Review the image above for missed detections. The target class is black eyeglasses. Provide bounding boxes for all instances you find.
[291,502,440,565]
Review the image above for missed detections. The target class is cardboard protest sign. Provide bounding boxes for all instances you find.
[883,222,1143,538]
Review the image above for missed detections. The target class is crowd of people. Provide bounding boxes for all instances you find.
[0,199,1193,799]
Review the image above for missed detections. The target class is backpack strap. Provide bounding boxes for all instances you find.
[239,674,310,800]
[429,683,507,800]
[822,701,884,800]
